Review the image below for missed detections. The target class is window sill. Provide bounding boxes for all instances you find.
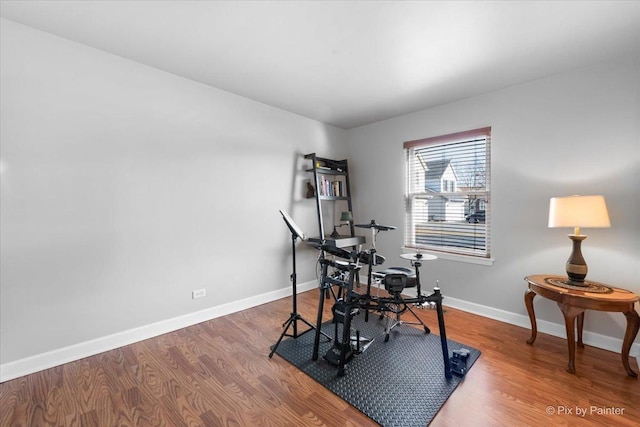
[402,248,495,266]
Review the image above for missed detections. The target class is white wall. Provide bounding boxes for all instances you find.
[347,59,640,346]
[2,17,638,381]
[0,19,346,379]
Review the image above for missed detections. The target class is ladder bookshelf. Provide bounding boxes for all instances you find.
[304,153,365,248]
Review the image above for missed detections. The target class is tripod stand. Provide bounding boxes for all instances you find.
[269,210,330,358]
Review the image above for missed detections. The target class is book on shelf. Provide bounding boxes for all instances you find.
[317,177,345,197]
[332,181,343,197]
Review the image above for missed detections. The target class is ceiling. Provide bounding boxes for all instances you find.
[2,1,640,129]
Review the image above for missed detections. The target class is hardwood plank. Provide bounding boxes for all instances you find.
[1,288,638,426]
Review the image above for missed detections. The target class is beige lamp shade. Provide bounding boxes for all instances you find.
[548,195,611,283]
[548,195,611,234]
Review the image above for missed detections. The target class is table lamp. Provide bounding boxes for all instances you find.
[548,195,611,284]
[330,211,353,238]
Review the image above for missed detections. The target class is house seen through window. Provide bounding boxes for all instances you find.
[404,127,491,259]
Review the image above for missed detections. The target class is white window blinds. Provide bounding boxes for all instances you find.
[404,127,491,258]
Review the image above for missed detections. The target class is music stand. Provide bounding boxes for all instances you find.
[269,210,329,358]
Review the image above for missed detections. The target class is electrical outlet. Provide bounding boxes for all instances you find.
[192,289,206,299]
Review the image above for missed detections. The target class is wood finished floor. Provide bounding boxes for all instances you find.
[1,288,638,426]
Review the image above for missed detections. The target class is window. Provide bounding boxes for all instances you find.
[404,127,491,260]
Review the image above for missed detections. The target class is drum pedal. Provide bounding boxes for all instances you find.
[325,300,358,366]
[450,349,471,376]
[350,330,374,354]
[324,342,354,366]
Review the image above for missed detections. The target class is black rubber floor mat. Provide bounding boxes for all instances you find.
[272,313,481,426]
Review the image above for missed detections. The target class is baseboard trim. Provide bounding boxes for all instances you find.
[0,280,318,383]
[2,282,637,382]
[442,295,640,360]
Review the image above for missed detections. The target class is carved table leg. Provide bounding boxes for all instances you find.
[558,303,584,374]
[525,289,537,345]
[577,312,585,348]
[621,309,639,377]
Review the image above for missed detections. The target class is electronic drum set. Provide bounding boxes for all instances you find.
[310,220,452,378]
